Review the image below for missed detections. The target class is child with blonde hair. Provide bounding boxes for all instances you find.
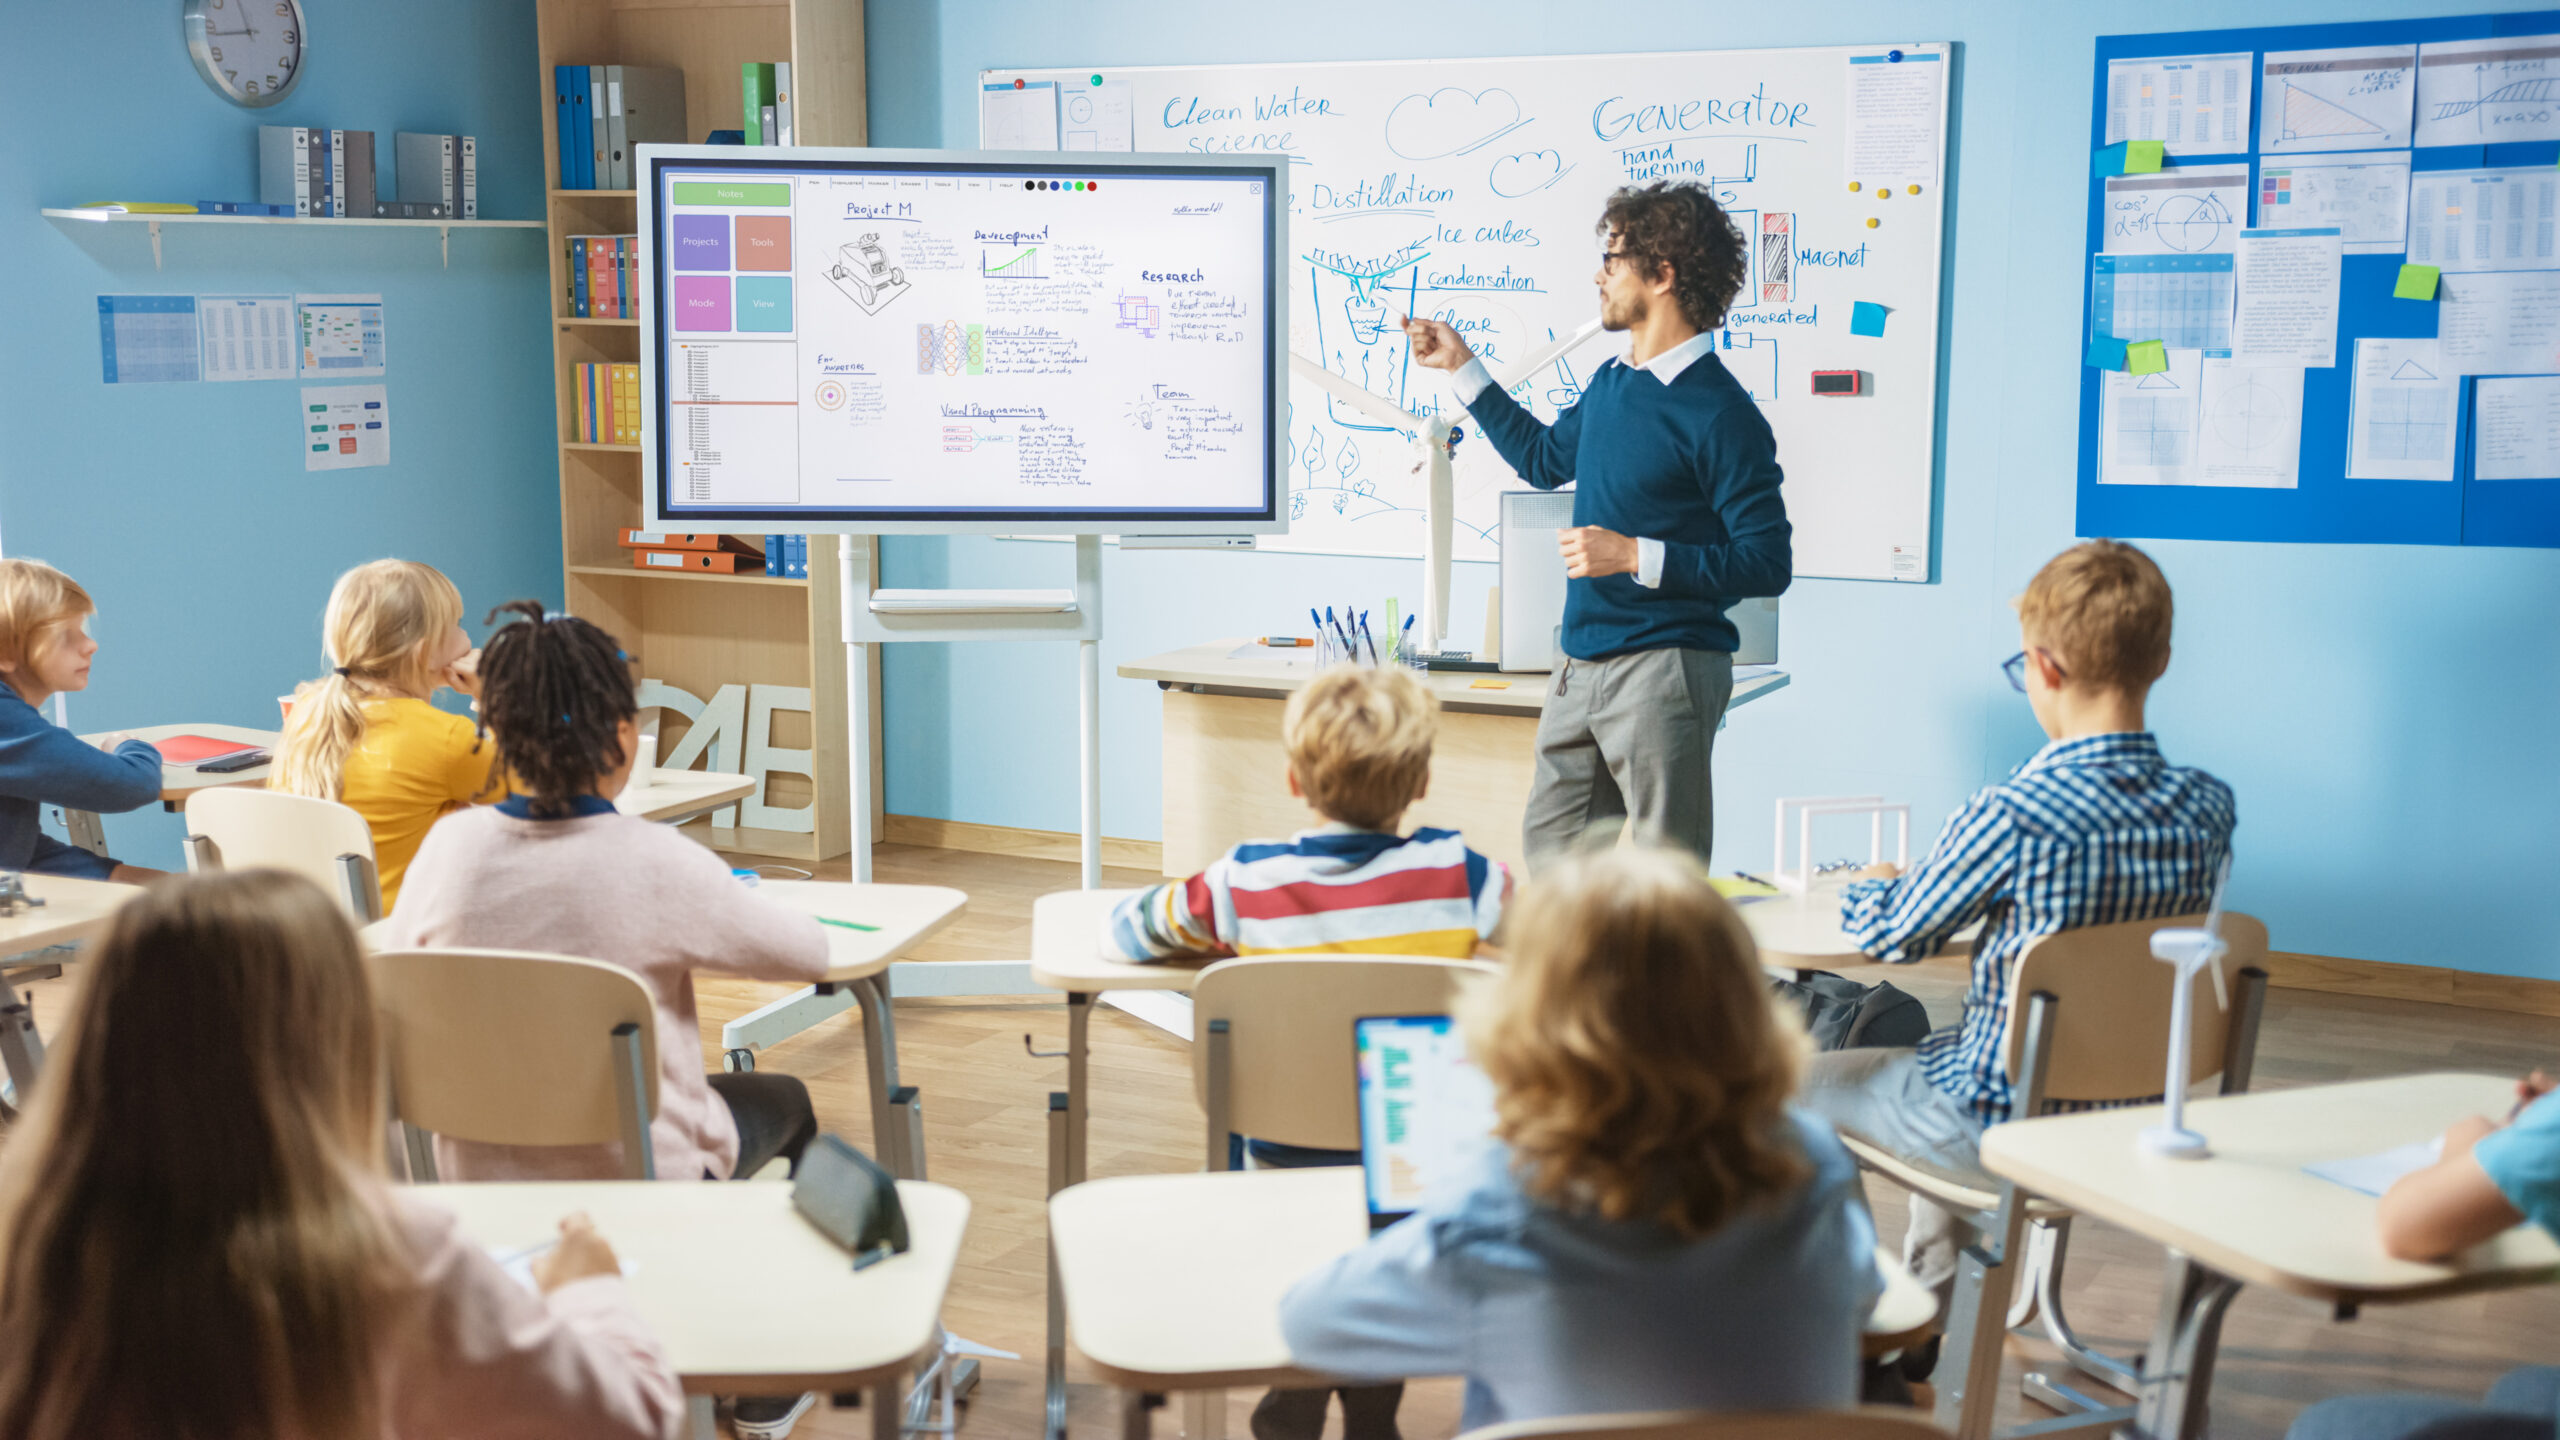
[1280,848,1878,1431]
[1106,662,1511,1440]
[0,868,683,1440]
[273,559,506,909]
[0,558,163,882]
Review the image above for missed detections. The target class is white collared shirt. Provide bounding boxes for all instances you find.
[1448,331,1721,588]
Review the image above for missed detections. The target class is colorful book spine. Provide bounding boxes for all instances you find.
[556,66,580,188]
[617,237,632,319]
[568,237,590,318]
[766,534,785,576]
[615,363,638,445]
[742,63,774,144]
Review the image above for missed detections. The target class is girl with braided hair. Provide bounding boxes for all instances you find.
[378,600,828,1190]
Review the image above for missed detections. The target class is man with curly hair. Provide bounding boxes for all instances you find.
[1404,180,1790,867]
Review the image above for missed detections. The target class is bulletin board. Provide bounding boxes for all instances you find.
[2078,11,2560,549]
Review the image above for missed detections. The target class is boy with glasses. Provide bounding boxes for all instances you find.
[1799,539,2236,1323]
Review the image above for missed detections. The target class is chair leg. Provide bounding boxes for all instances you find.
[1932,1201,2026,1440]
[610,1021,655,1180]
[401,1122,440,1183]
[1203,1019,1232,1173]
[2006,1217,2054,1330]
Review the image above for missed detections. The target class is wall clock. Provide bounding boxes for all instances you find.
[184,0,306,108]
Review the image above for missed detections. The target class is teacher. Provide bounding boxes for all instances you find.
[1404,180,1792,867]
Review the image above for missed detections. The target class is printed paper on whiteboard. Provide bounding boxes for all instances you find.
[2102,166,2248,256]
[982,80,1060,150]
[2347,337,2457,481]
[1060,80,1133,152]
[2258,45,2417,154]
[2195,357,2301,488]
[2105,52,2253,156]
[1845,50,1941,186]
[302,384,390,471]
[295,294,386,377]
[2254,153,2410,255]
[199,295,296,381]
[2416,35,2560,147]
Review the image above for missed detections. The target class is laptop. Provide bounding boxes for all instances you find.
[1353,1014,1499,1229]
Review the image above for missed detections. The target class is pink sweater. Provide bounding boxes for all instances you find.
[384,1193,685,1439]
[381,806,830,1180]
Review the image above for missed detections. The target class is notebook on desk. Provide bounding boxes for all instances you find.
[151,734,264,766]
[1354,1014,1497,1228]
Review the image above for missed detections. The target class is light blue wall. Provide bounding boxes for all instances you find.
[871,0,2559,978]
[2,1,557,866]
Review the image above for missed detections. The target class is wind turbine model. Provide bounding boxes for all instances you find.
[2141,855,2237,1159]
[1289,316,1607,658]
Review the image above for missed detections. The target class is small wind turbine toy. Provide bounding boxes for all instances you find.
[2140,854,2236,1160]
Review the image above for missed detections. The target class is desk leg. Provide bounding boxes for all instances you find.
[1120,1389,1155,1440]
[853,974,916,1179]
[1047,1092,1071,1440]
[1067,992,1093,1186]
[2133,1252,2242,1440]
[60,807,108,859]
[687,1395,716,1440]
[872,1379,902,1440]
[0,967,44,1103]
[1181,1390,1226,1439]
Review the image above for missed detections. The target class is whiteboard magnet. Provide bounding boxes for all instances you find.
[1866,217,1880,228]
[1907,184,1921,195]
[1848,181,1862,192]
[1877,187,1892,200]
[1012,78,1025,90]
[1887,49,1903,62]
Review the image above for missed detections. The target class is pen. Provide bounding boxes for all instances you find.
[1361,610,1378,664]
[818,916,882,933]
[1732,871,1777,890]
[1260,636,1312,647]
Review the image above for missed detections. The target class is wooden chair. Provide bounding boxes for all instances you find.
[1459,1407,1956,1440]
[1842,912,2269,1440]
[1190,954,1497,1166]
[367,948,660,1181]
[183,787,383,923]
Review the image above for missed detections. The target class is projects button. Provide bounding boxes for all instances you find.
[673,181,792,207]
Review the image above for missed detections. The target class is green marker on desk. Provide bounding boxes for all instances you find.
[818,916,881,933]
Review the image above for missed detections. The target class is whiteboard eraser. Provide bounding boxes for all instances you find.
[1811,370,1864,397]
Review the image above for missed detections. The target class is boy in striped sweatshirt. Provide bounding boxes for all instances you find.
[1106,662,1509,964]
[1106,661,1508,1440]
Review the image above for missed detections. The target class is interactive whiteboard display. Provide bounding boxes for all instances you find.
[640,147,1287,533]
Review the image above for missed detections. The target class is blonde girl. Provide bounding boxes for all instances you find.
[0,558,164,882]
[0,868,682,1440]
[273,560,506,909]
[1278,847,1880,1432]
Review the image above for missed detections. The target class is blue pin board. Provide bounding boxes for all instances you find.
[2076,10,2560,549]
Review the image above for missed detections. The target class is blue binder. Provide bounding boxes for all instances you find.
[555,66,580,189]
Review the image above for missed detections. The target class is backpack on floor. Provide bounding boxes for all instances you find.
[1771,970,1933,1051]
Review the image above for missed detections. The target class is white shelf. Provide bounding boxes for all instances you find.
[42,207,543,268]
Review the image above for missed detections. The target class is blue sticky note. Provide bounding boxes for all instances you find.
[2084,335,2129,370]
[2093,142,2129,178]
[1850,301,1888,337]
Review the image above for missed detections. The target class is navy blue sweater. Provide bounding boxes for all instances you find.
[1465,352,1791,660]
[0,689,161,878]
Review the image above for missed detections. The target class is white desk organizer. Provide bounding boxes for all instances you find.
[1771,795,1910,894]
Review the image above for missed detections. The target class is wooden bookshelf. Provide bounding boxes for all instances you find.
[535,0,871,864]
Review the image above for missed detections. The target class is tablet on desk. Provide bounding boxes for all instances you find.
[152,734,265,767]
[1354,1014,1497,1229]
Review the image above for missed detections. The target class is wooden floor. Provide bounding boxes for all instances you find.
[16,843,2560,1439]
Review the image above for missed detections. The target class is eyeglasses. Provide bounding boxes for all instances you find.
[1600,248,1636,272]
[2001,649,2067,692]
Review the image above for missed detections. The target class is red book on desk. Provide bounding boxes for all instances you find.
[151,735,262,765]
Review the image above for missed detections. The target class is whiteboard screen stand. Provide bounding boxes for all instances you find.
[717,535,1100,1065]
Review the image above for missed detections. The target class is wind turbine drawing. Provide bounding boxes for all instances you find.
[1289,317,1608,658]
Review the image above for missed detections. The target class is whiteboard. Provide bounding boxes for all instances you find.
[637,146,1288,534]
[989,44,1950,580]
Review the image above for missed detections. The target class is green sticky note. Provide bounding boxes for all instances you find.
[2126,339,2168,375]
[2125,140,2164,173]
[2395,263,2441,301]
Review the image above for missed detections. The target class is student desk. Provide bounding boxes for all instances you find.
[61,722,279,852]
[420,1178,971,1440]
[0,873,142,1096]
[615,768,759,826]
[1050,1167,1935,1440]
[1120,642,1790,878]
[1735,881,1976,974]
[1979,1072,2560,1440]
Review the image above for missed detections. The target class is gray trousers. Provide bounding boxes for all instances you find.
[1797,1048,1992,1306]
[1523,647,1733,866]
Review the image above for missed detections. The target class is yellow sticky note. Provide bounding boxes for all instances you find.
[2126,339,2168,375]
[1469,678,1510,690]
